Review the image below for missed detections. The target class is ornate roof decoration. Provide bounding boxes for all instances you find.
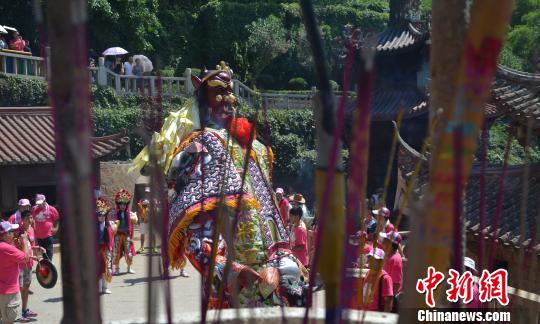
[376,23,428,53]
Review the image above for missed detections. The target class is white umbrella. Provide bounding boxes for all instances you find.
[133,54,153,72]
[3,26,17,32]
[102,47,128,56]
[0,26,7,34]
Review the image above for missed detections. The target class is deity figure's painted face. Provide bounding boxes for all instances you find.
[191,62,237,128]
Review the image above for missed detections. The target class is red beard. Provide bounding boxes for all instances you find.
[228,117,255,148]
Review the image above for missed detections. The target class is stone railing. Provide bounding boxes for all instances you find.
[1,51,356,108]
[94,57,189,97]
[0,50,46,78]
[236,80,356,109]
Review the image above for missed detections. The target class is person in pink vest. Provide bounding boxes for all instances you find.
[31,194,59,261]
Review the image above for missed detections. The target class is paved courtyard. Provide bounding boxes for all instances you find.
[29,247,201,323]
[26,230,325,323]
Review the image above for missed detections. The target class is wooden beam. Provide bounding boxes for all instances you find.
[47,0,101,323]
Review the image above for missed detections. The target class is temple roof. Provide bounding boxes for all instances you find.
[348,90,503,122]
[376,23,428,53]
[492,65,540,131]
[396,127,540,255]
[371,85,427,121]
[0,107,129,165]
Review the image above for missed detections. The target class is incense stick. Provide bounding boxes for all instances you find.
[478,120,488,272]
[381,108,404,206]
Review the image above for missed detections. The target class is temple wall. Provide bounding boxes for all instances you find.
[99,161,141,210]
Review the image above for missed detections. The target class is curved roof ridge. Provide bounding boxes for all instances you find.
[393,120,427,160]
[407,22,423,36]
[497,64,540,83]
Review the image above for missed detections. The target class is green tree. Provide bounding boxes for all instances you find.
[87,0,161,55]
[503,0,540,72]
[245,15,291,83]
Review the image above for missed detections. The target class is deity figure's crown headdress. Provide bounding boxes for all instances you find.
[96,197,110,216]
[114,189,132,204]
[200,61,234,84]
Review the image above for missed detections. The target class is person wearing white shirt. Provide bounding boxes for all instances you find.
[124,56,134,75]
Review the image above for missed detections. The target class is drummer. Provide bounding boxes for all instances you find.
[18,211,45,320]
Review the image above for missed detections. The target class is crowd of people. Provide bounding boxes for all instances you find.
[105,56,144,78]
[0,30,32,53]
[0,185,482,321]
[277,188,482,312]
[0,195,59,323]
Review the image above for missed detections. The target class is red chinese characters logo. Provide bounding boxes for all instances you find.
[479,269,509,306]
[416,266,445,308]
[446,269,474,304]
[417,267,509,307]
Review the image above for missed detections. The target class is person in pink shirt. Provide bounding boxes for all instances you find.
[275,188,290,229]
[31,194,60,261]
[289,206,309,267]
[380,231,403,312]
[8,199,31,225]
[373,206,393,234]
[18,211,45,320]
[360,247,394,312]
[348,230,372,268]
[0,221,30,324]
[8,31,25,52]
[464,256,482,309]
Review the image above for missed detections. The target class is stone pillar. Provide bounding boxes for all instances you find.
[184,68,193,96]
[233,79,240,97]
[97,57,107,86]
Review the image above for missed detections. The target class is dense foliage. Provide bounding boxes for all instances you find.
[487,119,540,165]
[0,75,48,106]
[1,0,391,88]
[503,0,540,72]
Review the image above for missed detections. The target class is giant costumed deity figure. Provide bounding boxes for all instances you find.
[131,62,309,308]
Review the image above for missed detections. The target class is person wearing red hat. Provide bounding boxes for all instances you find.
[112,189,137,275]
[31,194,59,261]
[380,231,403,312]
[0,221,30,324]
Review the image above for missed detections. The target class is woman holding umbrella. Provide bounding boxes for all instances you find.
[102,47,128,73]
[112,57,124,74]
